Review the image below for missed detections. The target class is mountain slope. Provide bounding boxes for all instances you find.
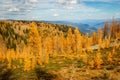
[44,21,97,33]
[0,20,83,50]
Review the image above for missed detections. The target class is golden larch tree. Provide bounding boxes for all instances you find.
[91,32,97,45]
[28,22,42,66]
[103,22,108,38]
[98,29,103,51]
[67,28,75,53]
[28,22,42,55]
[74,28,82,53]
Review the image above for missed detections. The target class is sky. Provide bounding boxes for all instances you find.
[0,0,120,21]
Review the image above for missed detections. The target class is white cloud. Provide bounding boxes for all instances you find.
[31,16,41,20]
[0,0,119,20]
[8,7,20,12]
[78,4,100,12]
[80,0,111,2]
[53,13,59,16]
[59,3,99,12]
[0,0,38,16]
[54,0,99,12]
[56,0,119,4]
[57,0,66,3]
[56,0,78,5]
[70,0,77,4]
[80,0,120,3]
[56,0,118,5]
[65,6,74,10]
[28,0,38,3]
[50,9,56,11]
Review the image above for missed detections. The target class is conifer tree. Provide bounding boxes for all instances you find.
[28,22,42,55]
[95,52,103,69]
[67,28,75,53]
[74,28,82,53]
[28,22,42,66]
[103,22,108,38]
[59,31,65,54]
[98,29,103,51]
[91,32,97,45]
[24,57,31,71]
[107,52,112,64]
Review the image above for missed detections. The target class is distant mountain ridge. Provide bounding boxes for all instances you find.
[44,18,120,33]
[44,21,97,33]
[2,18,120,33]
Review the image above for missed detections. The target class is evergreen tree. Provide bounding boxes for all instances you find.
[28,22,42,55]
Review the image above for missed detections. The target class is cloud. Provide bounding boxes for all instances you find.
[29,0,38,3]
[82,0,111,2]
[0,0,119,20]
[51,0,99,12]
[54,0,78,6]
[8,7,20,12]
[80,0,120,4]
[65,6,74,10]
[70,0,77,4]
[53,13,59,17]
[0,0,38,15]
[55,0,120,5]
[50,9,56,11]
[78,4,100,12]
[31,16,41,20]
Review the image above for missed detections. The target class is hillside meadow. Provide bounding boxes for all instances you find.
[0,20,120,80]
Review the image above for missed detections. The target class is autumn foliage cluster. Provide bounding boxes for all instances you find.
[0,20,120,71]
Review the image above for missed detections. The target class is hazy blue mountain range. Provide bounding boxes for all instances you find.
[44,21,97,33]
[45,18,120,34]
[4,18,120,34]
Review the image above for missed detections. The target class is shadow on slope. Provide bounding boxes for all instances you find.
[35,67,56,80]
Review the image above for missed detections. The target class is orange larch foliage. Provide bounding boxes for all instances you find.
[95,52,103,69]
[74,28,82,53]
[98,29,103,51]
[91,32,97,45]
